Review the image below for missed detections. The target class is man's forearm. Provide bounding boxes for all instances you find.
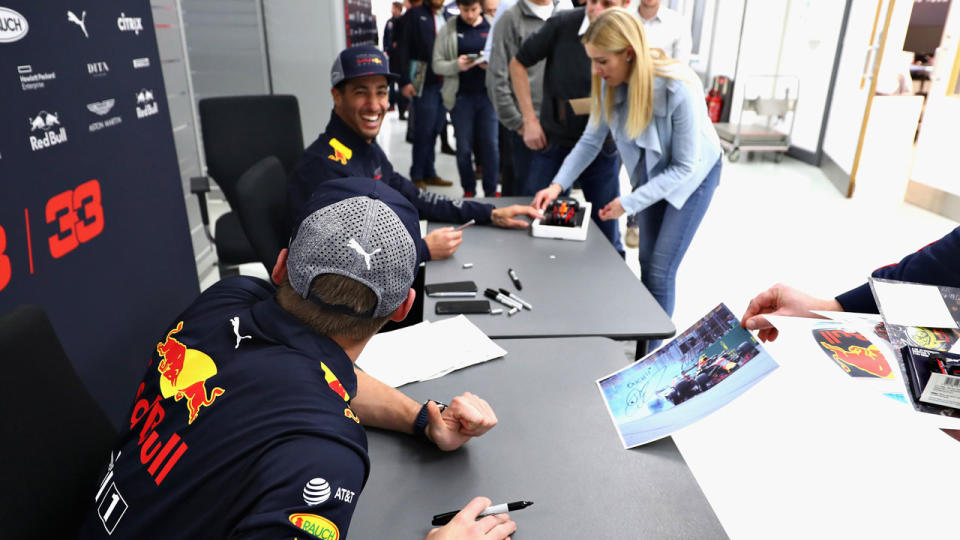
[352,368,420,433]
[509,58,537,123]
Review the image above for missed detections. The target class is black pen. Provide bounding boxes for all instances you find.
[432,501,533,526]
[484,288,523,310]
[499,288,532,310]
[507,268,522,290]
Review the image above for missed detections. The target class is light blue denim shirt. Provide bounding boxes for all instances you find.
[552,71,722,215]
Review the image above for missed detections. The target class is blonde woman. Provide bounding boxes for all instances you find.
[532,7,721,323]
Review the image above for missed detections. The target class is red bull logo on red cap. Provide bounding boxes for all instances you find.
[157,321,225,424]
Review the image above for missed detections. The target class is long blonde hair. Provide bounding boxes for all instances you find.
[582,8,682,139]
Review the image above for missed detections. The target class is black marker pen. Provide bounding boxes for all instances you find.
[432,501,533,526]
[507,268,522,290]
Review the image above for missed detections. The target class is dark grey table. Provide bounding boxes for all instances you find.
[349,338,726,539]
[424,198,675,356]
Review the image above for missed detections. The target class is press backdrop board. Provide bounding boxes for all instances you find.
[0,1,199,427]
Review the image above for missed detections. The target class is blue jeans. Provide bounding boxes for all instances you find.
[410,84,444,179]
[509,131,533,190]
[636,157,721,320]
[451,92,499,195]
[526,143,623,253]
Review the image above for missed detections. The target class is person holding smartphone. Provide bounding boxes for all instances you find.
[433,0,499,198]
[532,8,721,327]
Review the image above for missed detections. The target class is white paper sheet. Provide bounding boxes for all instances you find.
[871,280,958,329]
[356,316,506,387]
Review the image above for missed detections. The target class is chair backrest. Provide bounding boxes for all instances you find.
[198,95,304,209]
[0,305,117,537]
[234,156,290,272]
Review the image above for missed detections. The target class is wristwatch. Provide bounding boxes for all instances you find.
[413,399,448,439]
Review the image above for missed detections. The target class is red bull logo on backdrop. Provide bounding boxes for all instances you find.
[813,328,893,379]
[157,321,225,424]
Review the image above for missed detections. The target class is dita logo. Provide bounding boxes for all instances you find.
[136,89,159,119]
[0,6,28,43]
[28,110,68,151]
[87,61,109,77]
[117,12,143,35]
[67,10,88,38]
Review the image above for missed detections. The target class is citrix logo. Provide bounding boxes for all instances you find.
[117,12,143,35]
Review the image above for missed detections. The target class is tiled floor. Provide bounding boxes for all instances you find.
[204,110,958,352]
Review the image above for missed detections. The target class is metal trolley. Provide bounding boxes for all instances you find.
[714,75,799,163]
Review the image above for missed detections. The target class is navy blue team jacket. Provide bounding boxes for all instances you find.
[78,276,369,539]
[288,111,495,261]
[836,226,960,313]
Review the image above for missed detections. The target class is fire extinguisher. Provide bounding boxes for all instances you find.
[707,78,723,123]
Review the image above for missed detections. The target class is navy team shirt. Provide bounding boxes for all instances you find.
[456,17,490,95]
[836,226,960,313]
[77,276,368,539]
[288,111,496,262]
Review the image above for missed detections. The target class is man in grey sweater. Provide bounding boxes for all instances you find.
[486,0,559,190]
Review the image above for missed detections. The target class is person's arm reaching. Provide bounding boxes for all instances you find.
[532,110,609,210]
[740,284,842,342]
[836,226,960,313]
[352,368,498,451]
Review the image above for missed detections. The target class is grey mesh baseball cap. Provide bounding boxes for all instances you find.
[331,45,398,87]
[287,177,423,318]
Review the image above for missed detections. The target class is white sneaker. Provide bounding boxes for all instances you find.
[625,227,639,249]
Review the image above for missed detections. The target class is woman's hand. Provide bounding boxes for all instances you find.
[598,198,625,221]
[531,184,563,212]
[457,55,477,71]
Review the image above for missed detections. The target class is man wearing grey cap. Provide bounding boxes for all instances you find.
[288,44,542,262]
[79,177,514,539]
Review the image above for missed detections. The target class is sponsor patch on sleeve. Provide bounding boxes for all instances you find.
[289,513,340,540]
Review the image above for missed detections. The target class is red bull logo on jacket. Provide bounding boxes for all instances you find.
[157,321,225,424]
[320,362,350,402]
[327,138,352,165]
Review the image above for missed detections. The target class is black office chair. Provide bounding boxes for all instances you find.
[0,305,117,538]
[234,156,290,273]
[192,95,304,276]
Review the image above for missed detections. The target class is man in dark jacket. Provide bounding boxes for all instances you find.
[741,226,960,342]
[384,1,408,118]
[288,46,541,263]
[509,0,630,254]
[396,0,455,187]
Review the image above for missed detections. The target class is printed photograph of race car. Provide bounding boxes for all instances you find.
[597,304,778,448]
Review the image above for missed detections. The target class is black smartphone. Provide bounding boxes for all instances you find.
[424,281,478,297]
[435,300,490,314]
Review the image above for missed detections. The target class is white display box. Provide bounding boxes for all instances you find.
[531,201,591,242]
